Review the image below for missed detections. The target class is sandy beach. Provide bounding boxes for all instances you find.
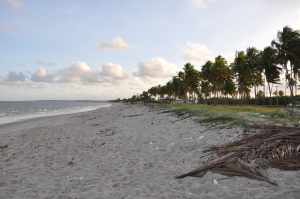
[1,103,300,199]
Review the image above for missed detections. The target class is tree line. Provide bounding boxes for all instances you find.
[126,26,300,105]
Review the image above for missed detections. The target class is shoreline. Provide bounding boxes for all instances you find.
[0,103,111,126]
[1,103,300,198]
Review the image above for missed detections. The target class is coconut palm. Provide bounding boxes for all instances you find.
[246,47,264,97]
[184,63,201,101]
[148,86,158,100]
[178,63,201,102]
[223,79,236,98]
[232,51,252,99]
[261,46,281,97]
[200,61,215,99]
[172,76,185,100]
[165,81,175,100]
[272,26,300,96]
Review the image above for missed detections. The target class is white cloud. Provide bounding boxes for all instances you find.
[100,63,128,80]
[59,62,99,83]
[30,63,99,83]
[183,42,213,65]
[31,68,55,82]
[0,60,175,100]
[135,58,178,79]
[191,0,214,8]
[6,62,130,84]
[5,72,27,82]
[97,37,128,51]
[6,0,23,9]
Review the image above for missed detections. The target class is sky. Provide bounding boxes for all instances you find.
[0,0,300,100]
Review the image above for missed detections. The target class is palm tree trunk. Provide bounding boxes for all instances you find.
[289,84,294,97]
[294,76,298,96]
[267,82,272,105]
[267,82,272,97]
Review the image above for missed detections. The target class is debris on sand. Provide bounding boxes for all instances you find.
[123,113,144,118]
[68,158,75,166]
[172,114,193,123]
[97,128,116,137]
[158,110,172,114]
[0,144,8,150]
[213,179,218,185]
[176,125,300,185]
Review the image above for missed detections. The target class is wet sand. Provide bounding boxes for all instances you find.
[1,103,300,199]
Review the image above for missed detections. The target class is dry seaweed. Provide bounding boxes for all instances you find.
[176,125,300,185]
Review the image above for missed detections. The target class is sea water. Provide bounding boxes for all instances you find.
[0,100,111,125]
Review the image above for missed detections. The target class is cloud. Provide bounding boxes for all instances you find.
[3,62,132,85]
[59,62,99,83]
[191,0,214,8]
[135,58,177,79]
[97,37,128,51]
[31,68,55,82]
[5,62,130,84]
[183,42,213,65]
[5,71,27,82]
[100,63,128,80]
[6,0,23,9]
[0,60,178,100]
[0,60,176,100]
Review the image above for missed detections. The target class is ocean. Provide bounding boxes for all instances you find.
[0,100,111,125]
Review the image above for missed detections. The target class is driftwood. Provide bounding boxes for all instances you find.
[176,125,300,185]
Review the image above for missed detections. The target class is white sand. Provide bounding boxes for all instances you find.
[0,103,300,199]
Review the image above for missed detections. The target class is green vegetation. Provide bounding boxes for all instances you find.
[172,104,282,114]
[169,104,298,127]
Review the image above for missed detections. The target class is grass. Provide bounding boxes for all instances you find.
[169,104,296,127]
[171,104,283,114]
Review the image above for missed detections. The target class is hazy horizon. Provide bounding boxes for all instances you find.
[1,0,300,100]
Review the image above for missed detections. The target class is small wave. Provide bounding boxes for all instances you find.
[0,103,111,125]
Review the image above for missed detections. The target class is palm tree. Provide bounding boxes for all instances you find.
[159,85,168,100]
[232,51,252,99]
[246,47,264,97]
[223,79,236,98]
[165,81,175,100]
[201,61,215,99]
[200,80,211,100]
[261,46,281,97]
[211,56,232,98]
[140,91,151,103]
[179,63,201,102]
[148,86,158,100]
[272,26,300,96]
[172,76,185,100]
